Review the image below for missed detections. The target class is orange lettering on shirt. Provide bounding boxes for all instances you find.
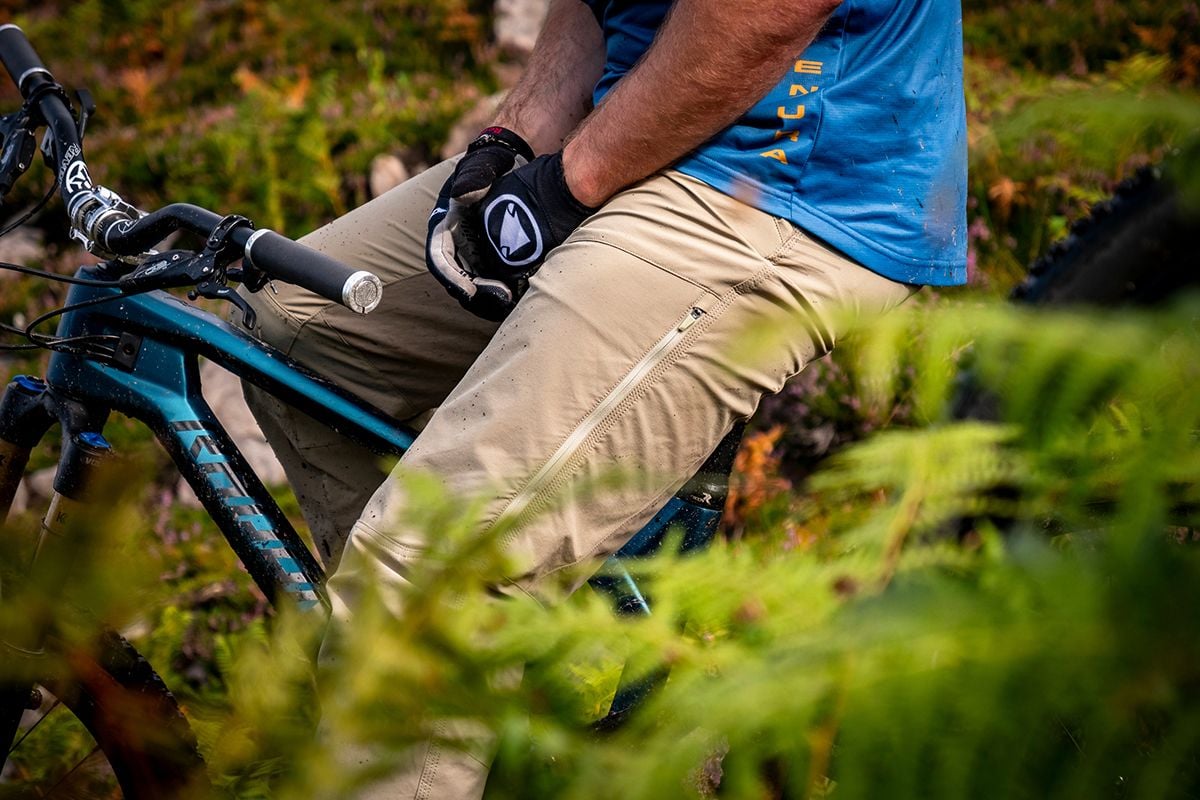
[775,130,800,142]
[777,105,806,121]
[760,149,788,164]
[794,60,823,75]
[789,85,819,96]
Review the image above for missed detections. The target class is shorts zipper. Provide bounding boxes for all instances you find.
[499,305,706,526]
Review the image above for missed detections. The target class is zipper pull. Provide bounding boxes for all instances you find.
[677,307,704,332]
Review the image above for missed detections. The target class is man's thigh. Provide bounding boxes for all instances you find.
[335,170,914,599]
[242,156,500,420]
[238,157,501,565]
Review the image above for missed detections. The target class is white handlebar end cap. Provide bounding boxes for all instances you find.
[343,271,383,314]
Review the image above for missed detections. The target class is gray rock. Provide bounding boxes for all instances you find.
[495,0,551,59]
[440,92,506,160]
[0,228,43,278]
[25,466,56,500]
[369,153,410,198]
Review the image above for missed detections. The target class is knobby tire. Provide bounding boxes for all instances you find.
[6,629,209,799]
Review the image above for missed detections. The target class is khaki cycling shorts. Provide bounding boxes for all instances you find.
[240,157,915,799]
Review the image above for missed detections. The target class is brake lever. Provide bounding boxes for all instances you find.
[118,214,261,329]
[191,279,257,330]
[0,108,37,198]
[116,249,258,329]
[74,88,95,139]
[117,249,213,293]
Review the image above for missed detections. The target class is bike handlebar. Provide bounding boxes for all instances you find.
[0,24,46,92]
[0,24,382,315]
[243,231,383,314]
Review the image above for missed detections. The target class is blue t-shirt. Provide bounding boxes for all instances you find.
[582,0,968,286]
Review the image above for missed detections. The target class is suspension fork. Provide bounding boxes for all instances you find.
[1,377,111,755]
[0,376,56,521]
[0,376,53,756]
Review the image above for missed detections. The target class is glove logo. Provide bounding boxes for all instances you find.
[483,194,543,268]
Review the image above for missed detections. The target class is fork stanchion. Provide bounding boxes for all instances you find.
[27,431,113,600]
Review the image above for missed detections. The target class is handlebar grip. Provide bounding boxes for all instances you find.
[0,24,48,94]
[243,230,383,314]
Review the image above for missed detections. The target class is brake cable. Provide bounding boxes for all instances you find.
[0,323,119,355]
[20,290,139,353]
[0,259,121,287]
[0,177,57,238]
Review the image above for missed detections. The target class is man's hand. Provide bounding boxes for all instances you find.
[470,152,596,308]
[425,127,536,320]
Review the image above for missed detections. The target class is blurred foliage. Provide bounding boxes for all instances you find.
[9,294,1200,797]
[7,292,1200,796]
[964,0,1200,83]
[0,0,496,237]
[239,296,1200,799]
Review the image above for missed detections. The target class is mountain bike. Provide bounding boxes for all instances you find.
[0,25,743,797]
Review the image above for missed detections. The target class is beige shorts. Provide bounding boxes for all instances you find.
[240,157,914,799]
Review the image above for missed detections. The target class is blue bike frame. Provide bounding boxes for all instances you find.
[44,266,724,614]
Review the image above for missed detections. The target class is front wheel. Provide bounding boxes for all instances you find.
[3,629,209,799]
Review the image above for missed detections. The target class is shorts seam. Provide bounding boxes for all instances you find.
[354,518,425,555]
[764,222,806,265]
[246,288,304,357]
[566,235,721,300]
[416,735,441,800]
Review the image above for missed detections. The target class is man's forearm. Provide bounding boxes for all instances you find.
[563,0,841,207]
[493,0,605,155]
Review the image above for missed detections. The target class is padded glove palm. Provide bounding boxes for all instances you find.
[426,127,535,321]
[472,152,596,297]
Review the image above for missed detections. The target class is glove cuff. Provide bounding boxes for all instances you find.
[469,126,535,162]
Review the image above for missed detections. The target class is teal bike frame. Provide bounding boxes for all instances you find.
[3,267,731,614]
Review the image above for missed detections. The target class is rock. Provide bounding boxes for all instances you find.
[369,154,410,198]
[25,466,56,500]
[0,227,43,279]
[440,92,507,160]
[176,359,286,507]
[495,0,551,59]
